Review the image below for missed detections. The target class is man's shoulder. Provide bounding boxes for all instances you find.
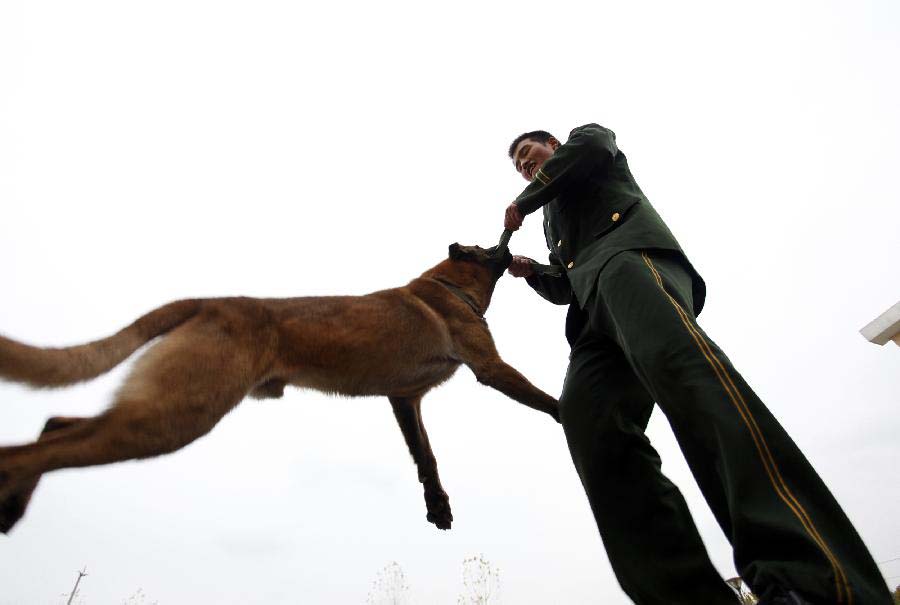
[568,123,614,137]
[566,124,618,153]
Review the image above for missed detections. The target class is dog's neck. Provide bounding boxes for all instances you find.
[421,260,496,316]
[430,275,485,317]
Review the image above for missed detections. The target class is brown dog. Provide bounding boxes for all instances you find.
[0,243,559,533]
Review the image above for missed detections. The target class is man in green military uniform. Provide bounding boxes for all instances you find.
[503,124,890,605]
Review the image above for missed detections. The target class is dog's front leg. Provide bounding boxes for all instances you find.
[388,396,452,530]
[455,331,560,422]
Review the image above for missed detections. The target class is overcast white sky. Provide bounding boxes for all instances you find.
[1,1,898,603]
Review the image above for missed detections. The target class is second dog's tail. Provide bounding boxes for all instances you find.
[0,299,203,388]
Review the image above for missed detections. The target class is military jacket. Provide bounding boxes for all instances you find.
[516,123,705,317]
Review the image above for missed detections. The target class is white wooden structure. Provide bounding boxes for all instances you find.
[860,301,900,346]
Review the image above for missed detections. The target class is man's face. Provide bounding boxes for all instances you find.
[512,136,559,182]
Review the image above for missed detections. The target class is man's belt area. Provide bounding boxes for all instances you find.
[496,229,564,277]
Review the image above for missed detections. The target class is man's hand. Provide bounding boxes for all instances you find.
[504,203,524,231]
[508,255,535,278]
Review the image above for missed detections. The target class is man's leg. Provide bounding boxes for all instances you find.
[559,329,738,605]
[592,249,891,604]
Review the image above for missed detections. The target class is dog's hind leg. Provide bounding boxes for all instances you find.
[0,416,88,533]
[0,326,262,533]
[389,396,452,530]
[249,379,286,400]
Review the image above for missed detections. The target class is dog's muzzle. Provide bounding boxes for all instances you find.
[486,246,513,277]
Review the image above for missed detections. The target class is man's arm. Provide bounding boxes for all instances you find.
[514,123,618,217]
[511,253,573,305]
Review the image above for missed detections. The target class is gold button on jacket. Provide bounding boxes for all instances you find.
[612,212,621,222]
[567,261,575,269]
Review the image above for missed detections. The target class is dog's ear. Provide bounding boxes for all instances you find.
[448,243,462,259]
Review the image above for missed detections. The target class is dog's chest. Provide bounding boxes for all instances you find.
[288,357,460,398]
[365,357,461,397]
[402,358,460,390]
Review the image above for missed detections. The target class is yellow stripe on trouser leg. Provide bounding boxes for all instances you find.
[639,252,850,604]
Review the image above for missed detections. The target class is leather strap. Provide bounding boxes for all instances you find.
[495,229,564,277]
[428,276,486,319]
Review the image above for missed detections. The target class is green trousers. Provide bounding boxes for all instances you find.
[559,250,890,605]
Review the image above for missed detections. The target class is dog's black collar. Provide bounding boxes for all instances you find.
[429,277,485,319]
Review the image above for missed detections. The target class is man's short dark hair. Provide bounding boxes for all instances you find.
[508,130,555,158]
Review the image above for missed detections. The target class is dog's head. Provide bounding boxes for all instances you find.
[448,243,513,280]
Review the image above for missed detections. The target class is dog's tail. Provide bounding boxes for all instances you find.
[0,299,203,388]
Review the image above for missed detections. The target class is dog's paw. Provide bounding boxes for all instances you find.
[424,485,453,531]
[0,488,32,534]
[549,404,561,424]
[0,469,38,534]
